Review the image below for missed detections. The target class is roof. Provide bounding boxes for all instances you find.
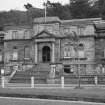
[62,18,101,26]
[34,17,61,24]
[4,25,32,31]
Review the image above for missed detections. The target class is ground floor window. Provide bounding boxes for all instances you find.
[64,64,86,74]
[64,65,74,74]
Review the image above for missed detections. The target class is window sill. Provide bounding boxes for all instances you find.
[60,57,87,60]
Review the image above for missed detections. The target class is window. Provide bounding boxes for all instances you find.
[24,30,30,39]
[12,31,18,39]
[63,43,76,58]
[0,49,2,61]
[64,46,71,58]
[24,46,30,58]
[78,43,85,58]
[12,46,18,60]
[64,65,74,74]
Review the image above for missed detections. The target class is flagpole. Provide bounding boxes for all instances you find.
[44,0,47,22]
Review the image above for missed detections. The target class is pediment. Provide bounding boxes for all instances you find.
[35,30,56,38]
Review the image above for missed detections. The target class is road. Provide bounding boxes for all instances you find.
[0,97,104,105]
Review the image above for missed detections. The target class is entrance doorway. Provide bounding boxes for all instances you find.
[42,46,51,62]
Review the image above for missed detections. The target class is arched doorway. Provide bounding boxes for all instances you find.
[42,46,51,62]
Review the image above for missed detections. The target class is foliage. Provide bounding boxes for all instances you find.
[45,1,71,19]
[1,0,105,26]
[70,0,99,18]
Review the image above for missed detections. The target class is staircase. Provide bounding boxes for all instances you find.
[9,63,51,84]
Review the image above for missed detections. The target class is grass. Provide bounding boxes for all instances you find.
[0,87,105,103]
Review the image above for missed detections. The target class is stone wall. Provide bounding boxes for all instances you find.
[60,36,95,74]
[4,40,31,63]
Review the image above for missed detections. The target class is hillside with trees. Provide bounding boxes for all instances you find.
[0,0,105,26]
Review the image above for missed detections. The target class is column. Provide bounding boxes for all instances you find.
[52,43,55,63]
[35,43,37,64]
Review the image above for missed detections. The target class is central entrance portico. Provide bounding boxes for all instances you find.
[34,30,56,64]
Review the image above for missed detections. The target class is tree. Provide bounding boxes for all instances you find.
[24,3,33,10]
[70,0,96,18]
[24,3,44,24]
[45,1,71,19]
[98,0,105,19]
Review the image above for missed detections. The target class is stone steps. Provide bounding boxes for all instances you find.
[9,63,50,84]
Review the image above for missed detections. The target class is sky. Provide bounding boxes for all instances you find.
[0,0,69,11]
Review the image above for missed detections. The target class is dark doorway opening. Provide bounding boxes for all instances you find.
[42,46,51,62]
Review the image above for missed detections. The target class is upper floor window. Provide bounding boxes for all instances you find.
[12,31,18,39]
[79,27,85,35]
[63,43,76,58]
[0,49,2,61]
[24,46,30,58]
[24,30,30,39]
[78,43,85,58]
[12,46,18,60]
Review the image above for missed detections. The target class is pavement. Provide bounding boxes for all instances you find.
[0,96,104,105]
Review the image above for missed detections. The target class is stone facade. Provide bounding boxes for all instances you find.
[1,17,105,76]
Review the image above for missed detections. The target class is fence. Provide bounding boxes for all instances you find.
[1,75,105,88]
[63,75,105,85]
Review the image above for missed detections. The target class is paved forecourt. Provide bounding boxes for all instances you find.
[0,97,104,105]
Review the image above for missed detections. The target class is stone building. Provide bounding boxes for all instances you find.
[1,17,105,83]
